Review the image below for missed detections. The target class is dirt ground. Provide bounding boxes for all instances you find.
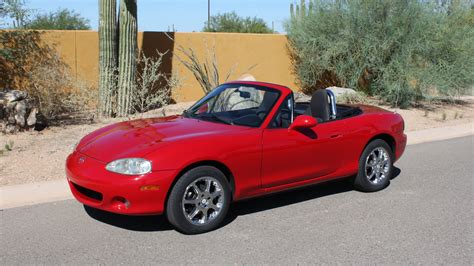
[1,100,472,186]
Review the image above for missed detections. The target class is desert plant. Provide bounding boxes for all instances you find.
[29,59,97,121]
[4,140,14,151]
[286,0,474,108]
[98,0,118,117]
[442,112,447,120]
[133,51,180,115]
[116,0,138,116]
[0,30,54,89]
[177,45,236,94]
[0,29,96,123]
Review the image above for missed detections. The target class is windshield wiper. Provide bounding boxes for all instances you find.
[197,113,233,125]
[182,109,190,118]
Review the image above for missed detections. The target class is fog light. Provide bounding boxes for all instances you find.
[140,185,160,191]
[111,196,130,209]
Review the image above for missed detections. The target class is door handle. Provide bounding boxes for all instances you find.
[330,134,342,139]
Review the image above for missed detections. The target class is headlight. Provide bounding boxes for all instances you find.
[105,158,152,175]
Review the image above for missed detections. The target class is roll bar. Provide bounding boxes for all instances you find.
[327,89,337,120]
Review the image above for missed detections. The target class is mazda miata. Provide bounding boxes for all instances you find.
[66,81,406,234]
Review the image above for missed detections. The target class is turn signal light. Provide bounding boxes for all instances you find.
[140,185,160,191]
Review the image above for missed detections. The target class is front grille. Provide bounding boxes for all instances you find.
[72,182,103,202]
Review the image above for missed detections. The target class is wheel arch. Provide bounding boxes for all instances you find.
[366,133,396,154]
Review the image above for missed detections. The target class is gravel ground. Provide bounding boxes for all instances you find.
[0,101,472,186]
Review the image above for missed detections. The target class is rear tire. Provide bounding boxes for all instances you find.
[354,139,394,192]
[166,166,231,234]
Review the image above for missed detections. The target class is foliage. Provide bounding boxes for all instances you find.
[24,8,90,30]
[5,140,14,151]
[0,0,30,28]
[203,11,273,33]
[177,45,236,93]
[0,30,52,89]
[0,30,97,121]
[29,60,97,120]
[133,52,180,114]
[286,0,474,108]
[0,140,14,155]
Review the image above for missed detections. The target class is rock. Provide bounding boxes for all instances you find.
[236,74,257,81]
[14,101,27,127]
[0,89,43,134]
[326,86,357,97]
[7,113,16,124]
[27,108,38,126]
[5,123,16,134]
[294,87,356,103]
[0,90,28,104]
[294,92,311,102]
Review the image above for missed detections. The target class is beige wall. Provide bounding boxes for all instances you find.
[36,30,298,102]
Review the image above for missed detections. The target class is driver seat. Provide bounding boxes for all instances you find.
[305,89,330,122]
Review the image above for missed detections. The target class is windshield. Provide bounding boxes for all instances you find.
[184,84,280,127]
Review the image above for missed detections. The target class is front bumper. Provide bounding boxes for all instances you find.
[66,152,177,215]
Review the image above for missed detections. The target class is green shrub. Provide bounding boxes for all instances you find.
[203,11,273,33]
[286,0,474,108]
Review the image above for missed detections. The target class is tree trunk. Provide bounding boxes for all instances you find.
[98,0,118,117]
[117,0,137,116]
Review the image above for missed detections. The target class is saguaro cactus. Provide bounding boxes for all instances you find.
[117,0,137,116]
[98,0,117,117]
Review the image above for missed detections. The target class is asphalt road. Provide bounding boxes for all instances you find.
[1,136,473,264]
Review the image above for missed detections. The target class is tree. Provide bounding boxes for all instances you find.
[24,8,90,30]
[203,11,273,33]
[0,0,30,28]
[98,0,117,117]
[116,0,138,116]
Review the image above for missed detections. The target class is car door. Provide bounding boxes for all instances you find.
[261,97,349,188]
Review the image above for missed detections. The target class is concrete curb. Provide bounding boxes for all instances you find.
[1,123,472,210]
[0,179,72,210]
[406,123,473,145]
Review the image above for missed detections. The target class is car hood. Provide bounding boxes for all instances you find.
[77,115,243,162]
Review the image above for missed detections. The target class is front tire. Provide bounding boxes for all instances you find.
[353,139,394,192]
[166,166,231,234]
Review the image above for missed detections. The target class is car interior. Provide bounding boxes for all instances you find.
[270,89,362,128]
[191,85,362,128]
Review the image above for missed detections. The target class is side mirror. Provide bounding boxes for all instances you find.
[289,115,318,131]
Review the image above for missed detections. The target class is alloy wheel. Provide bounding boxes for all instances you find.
[181,177,225,225]
[365,147,391,184]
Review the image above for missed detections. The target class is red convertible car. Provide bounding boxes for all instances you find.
[66,81,406,234]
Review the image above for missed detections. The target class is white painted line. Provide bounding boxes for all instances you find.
[0,123,472,210]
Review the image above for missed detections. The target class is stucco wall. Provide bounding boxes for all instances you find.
[36,31,298,102]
